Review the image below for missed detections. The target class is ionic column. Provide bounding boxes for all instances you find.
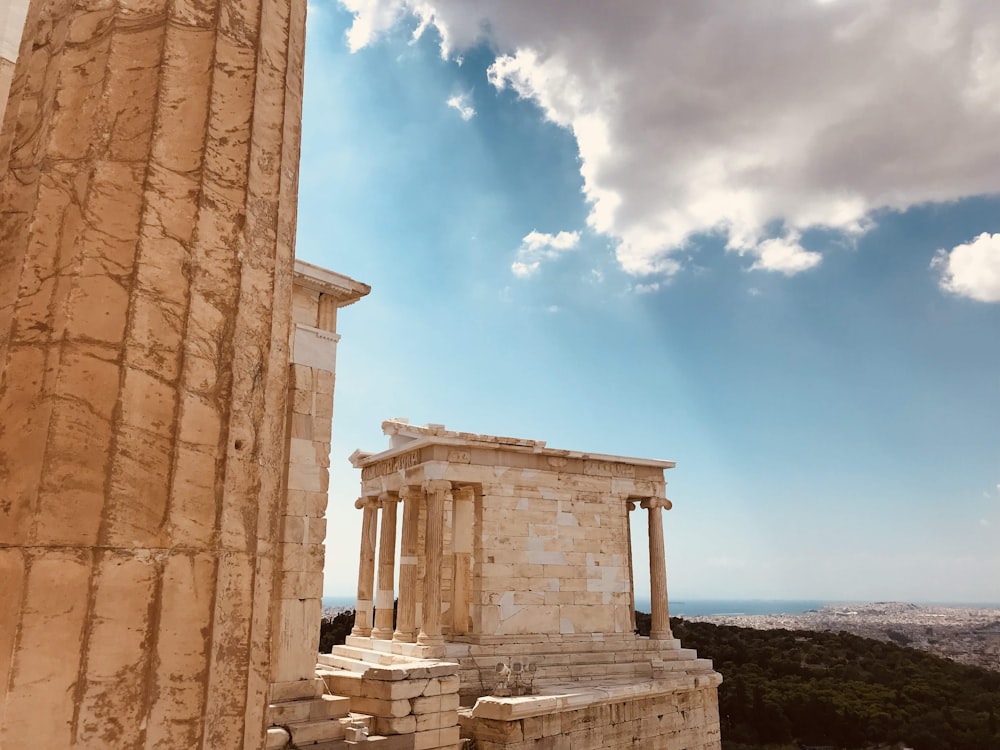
[351,496,380,637]
[371,492,398,640]
[393,485,421,642]
[642,497,673,640]
[417,480,450,646]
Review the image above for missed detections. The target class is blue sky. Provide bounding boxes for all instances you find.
[297,1,1000,603]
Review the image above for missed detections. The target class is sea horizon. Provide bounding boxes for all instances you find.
[320,596,1000,618]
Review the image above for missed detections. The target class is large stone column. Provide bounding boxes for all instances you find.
[371,492,398,640]
[351,496,379,637]
[642,497,673,640]
[0,0,306,744]
[393,485,421,642]
[418,480,450,648]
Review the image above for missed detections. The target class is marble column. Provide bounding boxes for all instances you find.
[371,492,398,640]
[642,497,673,640]
[0,0,306,743]
[351,496,379,637]
[393,485,420,642]
[417,480,450,647]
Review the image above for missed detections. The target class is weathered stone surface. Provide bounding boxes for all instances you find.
[342,421,719,750]
[0,0,366,746]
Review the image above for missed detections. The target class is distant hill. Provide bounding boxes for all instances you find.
[661,616,1000,750]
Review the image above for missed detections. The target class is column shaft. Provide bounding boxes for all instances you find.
[417,480,449,646]
[643,498,672,640]
[351,498,378,636]
[393,487,420,642]
[0,0,304,743]
[371,494,397,639]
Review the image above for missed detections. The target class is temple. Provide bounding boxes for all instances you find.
[315,421,723,749]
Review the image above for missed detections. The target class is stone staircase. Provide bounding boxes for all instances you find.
[446,636,717,703]
[266,676,372,749]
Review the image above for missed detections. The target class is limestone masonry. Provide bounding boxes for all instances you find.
[317,420,723,750]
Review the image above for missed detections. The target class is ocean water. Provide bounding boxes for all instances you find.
[321,596,829,617]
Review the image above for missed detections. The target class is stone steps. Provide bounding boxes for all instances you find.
[267,689,367,749]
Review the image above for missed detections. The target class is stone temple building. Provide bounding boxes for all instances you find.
[311,420,722,749]
[0,0,721,744]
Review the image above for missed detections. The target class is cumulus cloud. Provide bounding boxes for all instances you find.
[932,232,1000,302]
[446,92,475,120]
[341,1,1000,278]
[510,230,580,277]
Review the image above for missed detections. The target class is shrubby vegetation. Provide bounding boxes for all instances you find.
[319,609,355,652]
[666,617,1000,750]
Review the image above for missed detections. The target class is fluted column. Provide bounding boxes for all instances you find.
[371,492,398,640]
[642,497,673,640]
[393,485,421,642]
[351,496,379,637]
[0,0,305,743]
[417,480,450,646]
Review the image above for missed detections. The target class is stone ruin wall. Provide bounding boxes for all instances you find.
[463,687,722,750]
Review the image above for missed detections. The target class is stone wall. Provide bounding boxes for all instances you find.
[319,647,463,750]
[461,685,722,750]
[471,467,643,639]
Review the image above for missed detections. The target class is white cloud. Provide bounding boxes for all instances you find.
[980,519,991,527]
[632,282,660,295]
[446,92,475,120]
[341,1,1000,280]
[511,261,538,278]
[932,232,1000,302]
[750,232,822,275]
[510,230,580,277]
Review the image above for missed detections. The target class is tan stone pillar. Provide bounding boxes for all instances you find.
[625,499,638,634]
[451,485,475,635]
[371,492,398,640]
[393,485,420,642]
[351,496,379,637]
[0,0,305,744]
[418,480,450,647]
[642,497,674,640]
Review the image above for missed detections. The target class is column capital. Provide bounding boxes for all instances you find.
[378,491,399,504]
[355,496,380,510]
[398,484,421,501]
[422,479,453,496]
[626,500,637,512]
[640,497,672,511]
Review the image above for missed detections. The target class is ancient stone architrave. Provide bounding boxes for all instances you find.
[332,420,723,750]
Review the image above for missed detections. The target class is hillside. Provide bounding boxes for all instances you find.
[666,617,1000,750]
